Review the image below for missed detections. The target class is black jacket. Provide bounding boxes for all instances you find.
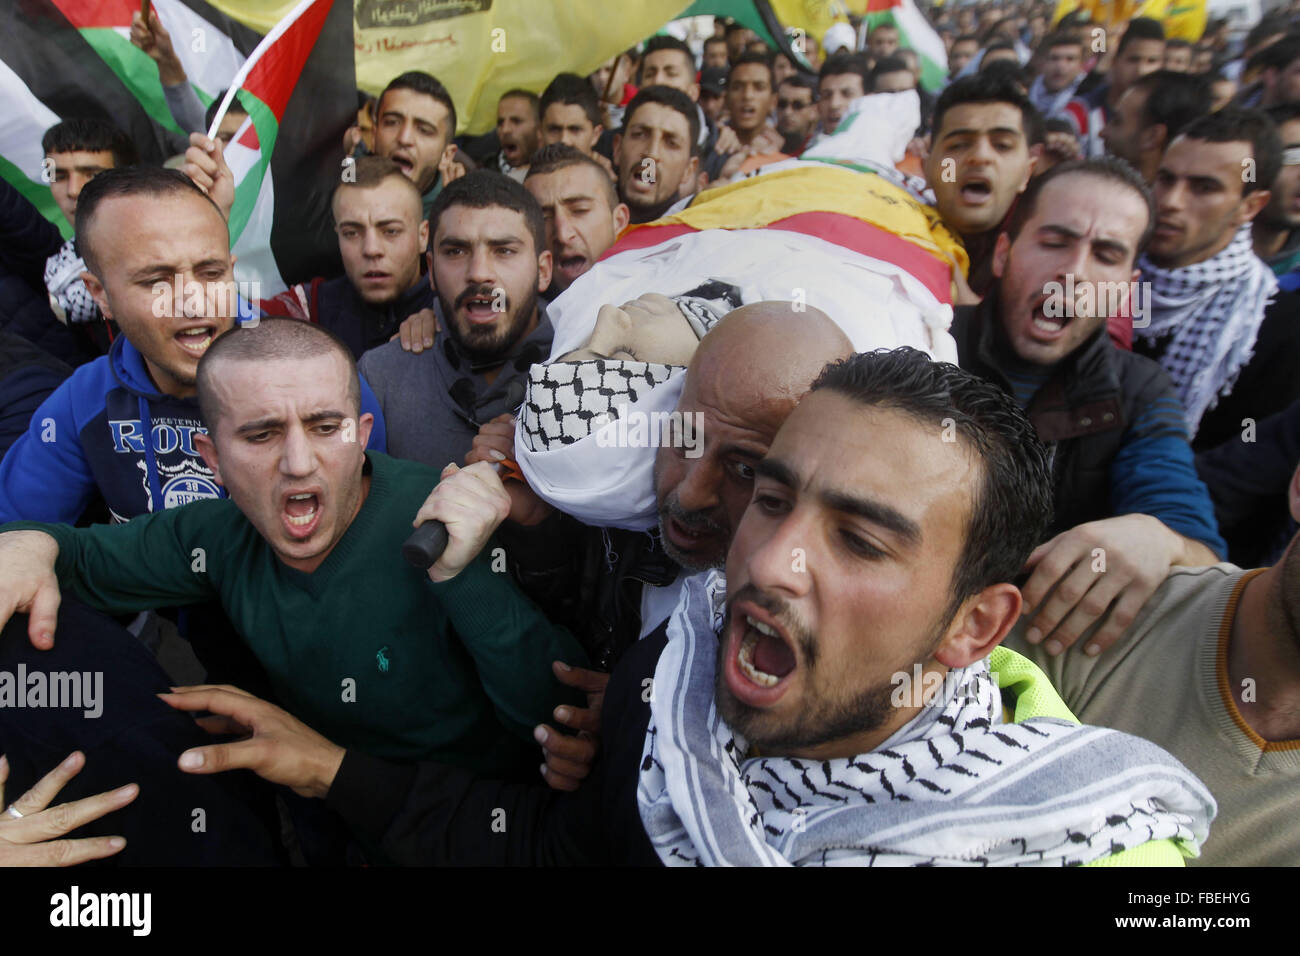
[262,273,436,360]
[326,620,671,865]
[952,294,1226,553]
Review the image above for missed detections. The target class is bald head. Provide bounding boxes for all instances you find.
[654,300,853,571]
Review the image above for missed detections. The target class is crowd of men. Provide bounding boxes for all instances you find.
[0,5,1297,867]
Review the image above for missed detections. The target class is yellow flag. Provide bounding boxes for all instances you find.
[208,0,693,133]
[1138,0,1207,40]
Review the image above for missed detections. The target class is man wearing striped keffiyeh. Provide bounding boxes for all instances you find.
[1134,111,1280,438]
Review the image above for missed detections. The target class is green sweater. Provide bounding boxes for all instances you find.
[6,452,588,778]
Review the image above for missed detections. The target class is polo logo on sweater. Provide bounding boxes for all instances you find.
[376,646,391,674]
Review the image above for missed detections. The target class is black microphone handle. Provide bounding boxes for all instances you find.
[402,520,450,569]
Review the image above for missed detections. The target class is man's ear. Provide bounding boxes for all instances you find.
[418,217,430,253]
[681,154,700,192]
[991,231,1012,279]
[612,202,631,235]
[193,430,224,487]
[933,582,1022,669]
[536,249,553,293]
[1289,460,1300,522]
[354,411,374,451]
[1240,187,1272,224]
[79,270,112,320]
[589,125,605,153]
[612,133,623,166]
[687,82,700,102]
[1141,123,1167,155]
[1021,146,1040,189]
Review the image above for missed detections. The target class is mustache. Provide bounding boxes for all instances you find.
[455,283,505,312]
[660,494,726,536]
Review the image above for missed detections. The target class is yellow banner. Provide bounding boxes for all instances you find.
[208,0,693,133]
[1052,0,1205,40]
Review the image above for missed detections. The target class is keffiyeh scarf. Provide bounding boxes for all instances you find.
[44,238,100,324]
[1136,224,1276,434]
[638,571,1215,867]
[520,359,678,452]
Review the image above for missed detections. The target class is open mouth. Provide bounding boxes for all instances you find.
[958,176,992,204]
[557,254,588,279]
[282,491,322,539]
[1028,294,1072,338]
[389,153,415,177]
[462,291,499,324]
[174,325,216,357]
[1153,219,1183,239]
[361,269,391,284]
[664,514,722,554]
[725,603,798,706]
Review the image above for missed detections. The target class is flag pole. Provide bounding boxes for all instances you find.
[205,0,319,140]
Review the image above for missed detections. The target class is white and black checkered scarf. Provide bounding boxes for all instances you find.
[638,571,1215,866]
[1135,224,1276,435]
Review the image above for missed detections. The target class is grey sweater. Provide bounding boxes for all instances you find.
[357,301,554,471]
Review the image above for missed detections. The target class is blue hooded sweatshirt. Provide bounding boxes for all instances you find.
[0,333,387,524]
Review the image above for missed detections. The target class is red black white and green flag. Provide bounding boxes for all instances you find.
[0,0,356,293]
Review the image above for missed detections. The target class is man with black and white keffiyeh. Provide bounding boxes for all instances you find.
[1133,113,1281,437]
[166,349,1215,866]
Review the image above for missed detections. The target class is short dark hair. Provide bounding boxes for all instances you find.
[427,169,546,256]
[204,91,248,132]
[810,347,1053,623]
[729,50,775,87]
[1259,34,1300,73]
[1128,70,1209,142]
[1245,14,1290,51]
[1041,31,1082,54]
[642,34,696,76]
[1004,156,1156,253]
[500,89,540,119]
[1117,16,1164,52]
[540,73,603,127]
[525,142,619,207]
[724,21,750,37]
[1267,102,1300,129]
[953,33,980,48]
[818,52,872,93]
[872,54,910,79]
[983,39,1017,57]
[704,35,728,51]
[333,155,421,219]
[74,166,222,273]
[379,71,457,136]
[1174,108,1282,195]
[778,73,818,98]
[621,85,700,151]
[932,71,1045,146]
[198,318,359,434]
[1164,37,1193,53]
[42,118,137,168]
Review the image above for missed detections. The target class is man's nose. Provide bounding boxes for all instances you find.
[397,119,416,145]
[554,209,578,245]
[674,456,722,515]
[280,422,316,478]
[742,505,814,601]
[361,227,383,257]
[467,245,495,282]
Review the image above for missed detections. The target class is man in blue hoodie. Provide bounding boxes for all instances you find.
[0,166,385,528]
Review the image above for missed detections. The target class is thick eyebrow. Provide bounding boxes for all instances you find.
[338,216,406,230]
[235,409,348,435]
[129,257,226,281]
[755,456,923,545]
[1037,223,1131,259]
[939,125,1022,143]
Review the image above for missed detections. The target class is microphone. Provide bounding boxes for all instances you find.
[401,520,449,569]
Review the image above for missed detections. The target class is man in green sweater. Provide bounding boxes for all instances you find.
[0,318,588,781]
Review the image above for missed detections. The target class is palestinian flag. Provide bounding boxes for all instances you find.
[205,0,336,295]
[1,0,355,292]
[865,0,948,91]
